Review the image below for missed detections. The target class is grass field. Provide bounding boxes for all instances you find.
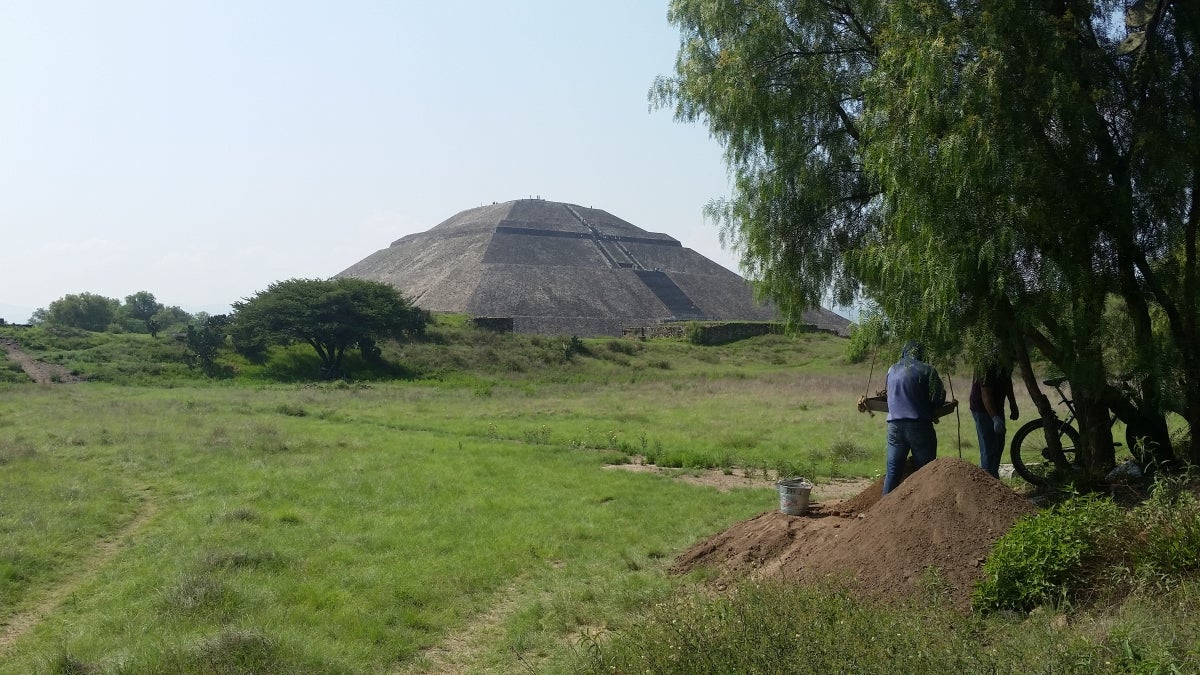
[0,329,908,673]
[5,325,1187,674]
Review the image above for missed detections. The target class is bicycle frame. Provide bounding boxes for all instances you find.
[1042,376,1121,439]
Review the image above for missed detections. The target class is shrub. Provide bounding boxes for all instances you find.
[973,496,1122,612]
[605,339,637,356]
[975,478,1200,614]
[1113,475,1200,589]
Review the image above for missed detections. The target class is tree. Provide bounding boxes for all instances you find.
[32,293,120,331]
[123,291,165,337]
[230,278,425,378]
[152,305,194,335]
[184,314,230,377]
[658,0,1199,476]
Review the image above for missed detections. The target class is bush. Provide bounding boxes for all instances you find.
[975,477,1200,613]
[1115,475,1200,588]
[973,496,1122,612]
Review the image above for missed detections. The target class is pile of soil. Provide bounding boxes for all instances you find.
[672,458,1036,611]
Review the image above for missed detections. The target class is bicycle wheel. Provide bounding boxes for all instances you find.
[1010,419,1080,486]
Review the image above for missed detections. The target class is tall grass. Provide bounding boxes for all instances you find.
[0,384,771,673]
[1,326,1170,673]
[575,578,1200,674]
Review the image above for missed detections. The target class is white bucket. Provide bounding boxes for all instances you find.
[777,478,813,516]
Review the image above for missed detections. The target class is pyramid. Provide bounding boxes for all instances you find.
[337,199,850,336]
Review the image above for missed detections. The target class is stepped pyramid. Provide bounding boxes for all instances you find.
[337,198,849,336]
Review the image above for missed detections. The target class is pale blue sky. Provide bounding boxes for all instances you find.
[0,1,737,323]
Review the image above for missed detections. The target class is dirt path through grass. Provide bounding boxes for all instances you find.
[604,460,874,499]
[0,486,156,654]
[397,580,534,675]
[395,470,874,674]
[0,338,82,384]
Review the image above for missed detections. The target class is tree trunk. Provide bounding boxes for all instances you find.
[1073,391,1116,480]
[1012,334,1072,472]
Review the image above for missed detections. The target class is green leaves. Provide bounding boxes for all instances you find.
[231,278,425,378]
[973,496,1121,612]
[663,0,1200,467]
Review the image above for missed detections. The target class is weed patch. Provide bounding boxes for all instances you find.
[162,573,238,617]
[0,437,36,464]
[975,477,1200,613]
[200,549,287,572]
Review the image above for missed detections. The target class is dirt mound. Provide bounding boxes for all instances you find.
[672,458,1036,610]
[832,476,883,513]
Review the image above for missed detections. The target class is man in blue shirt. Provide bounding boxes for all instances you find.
[883,341,947,495]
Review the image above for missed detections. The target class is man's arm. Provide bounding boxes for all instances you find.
[1005,372,1019,420]
[981,368,1006,435]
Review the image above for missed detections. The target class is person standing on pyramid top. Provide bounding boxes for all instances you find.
[882,340,947,495]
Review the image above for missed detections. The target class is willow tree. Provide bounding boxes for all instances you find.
[657,0,1200,474]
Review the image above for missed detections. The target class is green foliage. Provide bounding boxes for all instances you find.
[0,357,28,384]
[655,0,876,317]
[976,478,1200,613]
[1114,476,1200,589]
[184,314,230,377]
[230,278,425,378]
[974,496,1123,613]
[28,291,194,338]
[0,324,198,383]
[123,291,164,336]
[845,307,889,364]
[151,305,194,336]
[32,293,120,332]
[660,0,1200,470]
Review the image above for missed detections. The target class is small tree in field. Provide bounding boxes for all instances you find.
[123,291,165,337]
[184,314,230,377]
[231,278,425,378]
[32,293,120,331]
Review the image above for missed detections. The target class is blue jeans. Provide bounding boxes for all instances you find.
[883,420,937,495]
[973,411,1004,478]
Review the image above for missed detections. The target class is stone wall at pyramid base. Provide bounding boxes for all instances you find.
[469,316,846,340]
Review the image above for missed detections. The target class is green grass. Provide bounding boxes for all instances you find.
[577,578,1200,674]
[0,383,774,673]
[2,321,925,478]
[2,324,1190,673]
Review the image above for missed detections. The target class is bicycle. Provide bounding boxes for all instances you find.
[1009,376,1141,486]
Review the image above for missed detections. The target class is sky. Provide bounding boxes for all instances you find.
[0,1,742,324]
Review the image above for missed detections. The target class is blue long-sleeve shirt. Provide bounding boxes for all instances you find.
[885,350,947,422]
